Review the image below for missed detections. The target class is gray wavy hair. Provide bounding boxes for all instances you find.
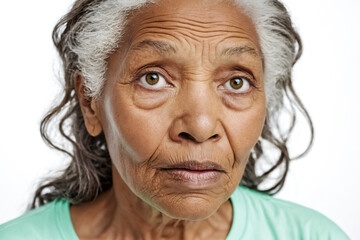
[32,0,313,207]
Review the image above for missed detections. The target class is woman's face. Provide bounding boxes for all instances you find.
[89,0,265,220]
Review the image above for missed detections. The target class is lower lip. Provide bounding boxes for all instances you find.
[162,169,222,188]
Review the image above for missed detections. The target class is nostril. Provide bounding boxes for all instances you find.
[178,132,196,141]
[178,132,220,142]
[210,134,219,140]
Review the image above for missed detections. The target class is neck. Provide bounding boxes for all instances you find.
[70,171,233,240]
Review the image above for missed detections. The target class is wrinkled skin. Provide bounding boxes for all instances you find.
[72,0,266,239]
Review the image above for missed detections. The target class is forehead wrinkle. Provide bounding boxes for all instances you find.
[130,40,176,55]
[141,17,240,31]
[141,15,221,26]
[137,15,256,38]
[126,7,262,70]
[135,26,258,48]
[137,27,205,44]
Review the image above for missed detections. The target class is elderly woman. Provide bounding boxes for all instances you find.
[0,0,349,239]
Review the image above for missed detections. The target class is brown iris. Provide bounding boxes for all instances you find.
[230,78,244,89]
[145,73,160,85]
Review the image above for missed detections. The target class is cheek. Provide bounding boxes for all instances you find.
[103,86,171,163]
[225,102,266,160]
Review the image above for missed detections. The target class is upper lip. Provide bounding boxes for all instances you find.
[161,160,225,172]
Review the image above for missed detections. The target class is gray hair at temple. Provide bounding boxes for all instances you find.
[33,0,313,207]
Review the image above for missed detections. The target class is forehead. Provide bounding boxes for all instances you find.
[124,0,261,55]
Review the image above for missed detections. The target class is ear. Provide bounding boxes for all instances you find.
[74,72,103,137]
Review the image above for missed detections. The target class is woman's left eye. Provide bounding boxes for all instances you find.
[138,72,169,89]
[223,77,251,93]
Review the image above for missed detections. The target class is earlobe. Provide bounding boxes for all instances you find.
[74,72,103,137]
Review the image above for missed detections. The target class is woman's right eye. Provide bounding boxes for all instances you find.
[138,72,169,89]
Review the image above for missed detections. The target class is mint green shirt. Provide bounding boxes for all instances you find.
[0,186,350,239]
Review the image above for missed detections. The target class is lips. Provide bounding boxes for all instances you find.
[160,161,225,188]
[161,160,225,172]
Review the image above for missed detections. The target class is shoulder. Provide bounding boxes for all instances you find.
[229,186,350,240]
[0,199,78,240]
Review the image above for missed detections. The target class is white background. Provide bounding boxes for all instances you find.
[0,0,359,239]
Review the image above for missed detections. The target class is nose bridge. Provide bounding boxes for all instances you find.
[183,81,215,117]
[174,80,221,142]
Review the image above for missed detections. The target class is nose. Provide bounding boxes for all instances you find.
[169,82,222,143]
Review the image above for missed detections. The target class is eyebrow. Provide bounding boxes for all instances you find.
[131,40,177,54]
[221,46,261,58]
